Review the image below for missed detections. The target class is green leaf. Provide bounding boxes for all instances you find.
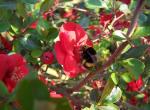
[99,78,115,104]
[144,56,150,75]
[82,104,97,110]
[140,104,150,110]
[138,14,148,25]
[79,16,89,28]
[16,2,26,17]
[85,0,107,9]
[47,27,58,41]
[37,18,50,36]
[31,49,43,58]
[121,45,149,59]
[47,98,71,110]
[133,26,150,38]
[120,72,132,83]
[111,73,119,85]
[40,0,54,13]
[0,21,10,32]
[16,78,49,110]
[122,58,145,79]
[0,104,11,110]
[105,87,122,103]
[21,0,38,4]
[0,1,16,10]
[20,34,40,50]
[90,104,98,110]
[98,104,119,110]
[0,81,8,96]
[135,93,145,99]
[119,4,130,14]
[0,9,10,20]
[112,30,126,41]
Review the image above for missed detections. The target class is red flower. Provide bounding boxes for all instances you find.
[29,21,38,29]
[143,92,149,103]
[129,96,137,105]
[100,13,113,28]
[0,36,12,51]
[127,76,143,92]
[50,91,63,98]
[0,54,28,92]
[54,22,93,78]
[114,20,130,30]
[41,51,54,64]
[118,0,131,5]
[100,11,129,30]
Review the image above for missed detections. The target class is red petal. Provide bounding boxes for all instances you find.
[136,76,143,89]
[18,65,29,76]
[61,22,87,43]
[62,22,77,31]
[74,24,87,42]
[0,36,12,51]
[50,91,63,98]
[63,55,77,72]
[4,78,16,93]
[63,55,81,78]
[59,32,74,55]
[100,13,113,27]
[29,21,38,29]
[54,41,66,65]
[85,39,93,47]
[129,97,137,105]
[8,54,26,68]
[119,0,131,5]
[0,54,9,80]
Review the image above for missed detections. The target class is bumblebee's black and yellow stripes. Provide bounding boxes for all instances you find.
[82,46,97,68]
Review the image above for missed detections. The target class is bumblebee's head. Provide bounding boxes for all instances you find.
[81,46,97,68]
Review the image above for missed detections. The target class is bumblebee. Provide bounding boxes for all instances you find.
[82,46,97,68]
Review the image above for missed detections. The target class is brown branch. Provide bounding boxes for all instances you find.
[69,0,145,93]
[126,0,145,38]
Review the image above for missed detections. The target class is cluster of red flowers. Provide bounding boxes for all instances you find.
[99,11,130,30]
[54,22,93,78]
[126,76,149,105]
[127,76,143,92]
[0,54,28,92]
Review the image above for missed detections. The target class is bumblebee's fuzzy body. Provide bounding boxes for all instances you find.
[82,47,97,68]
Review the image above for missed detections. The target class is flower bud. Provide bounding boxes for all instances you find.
[41,51,54,64]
